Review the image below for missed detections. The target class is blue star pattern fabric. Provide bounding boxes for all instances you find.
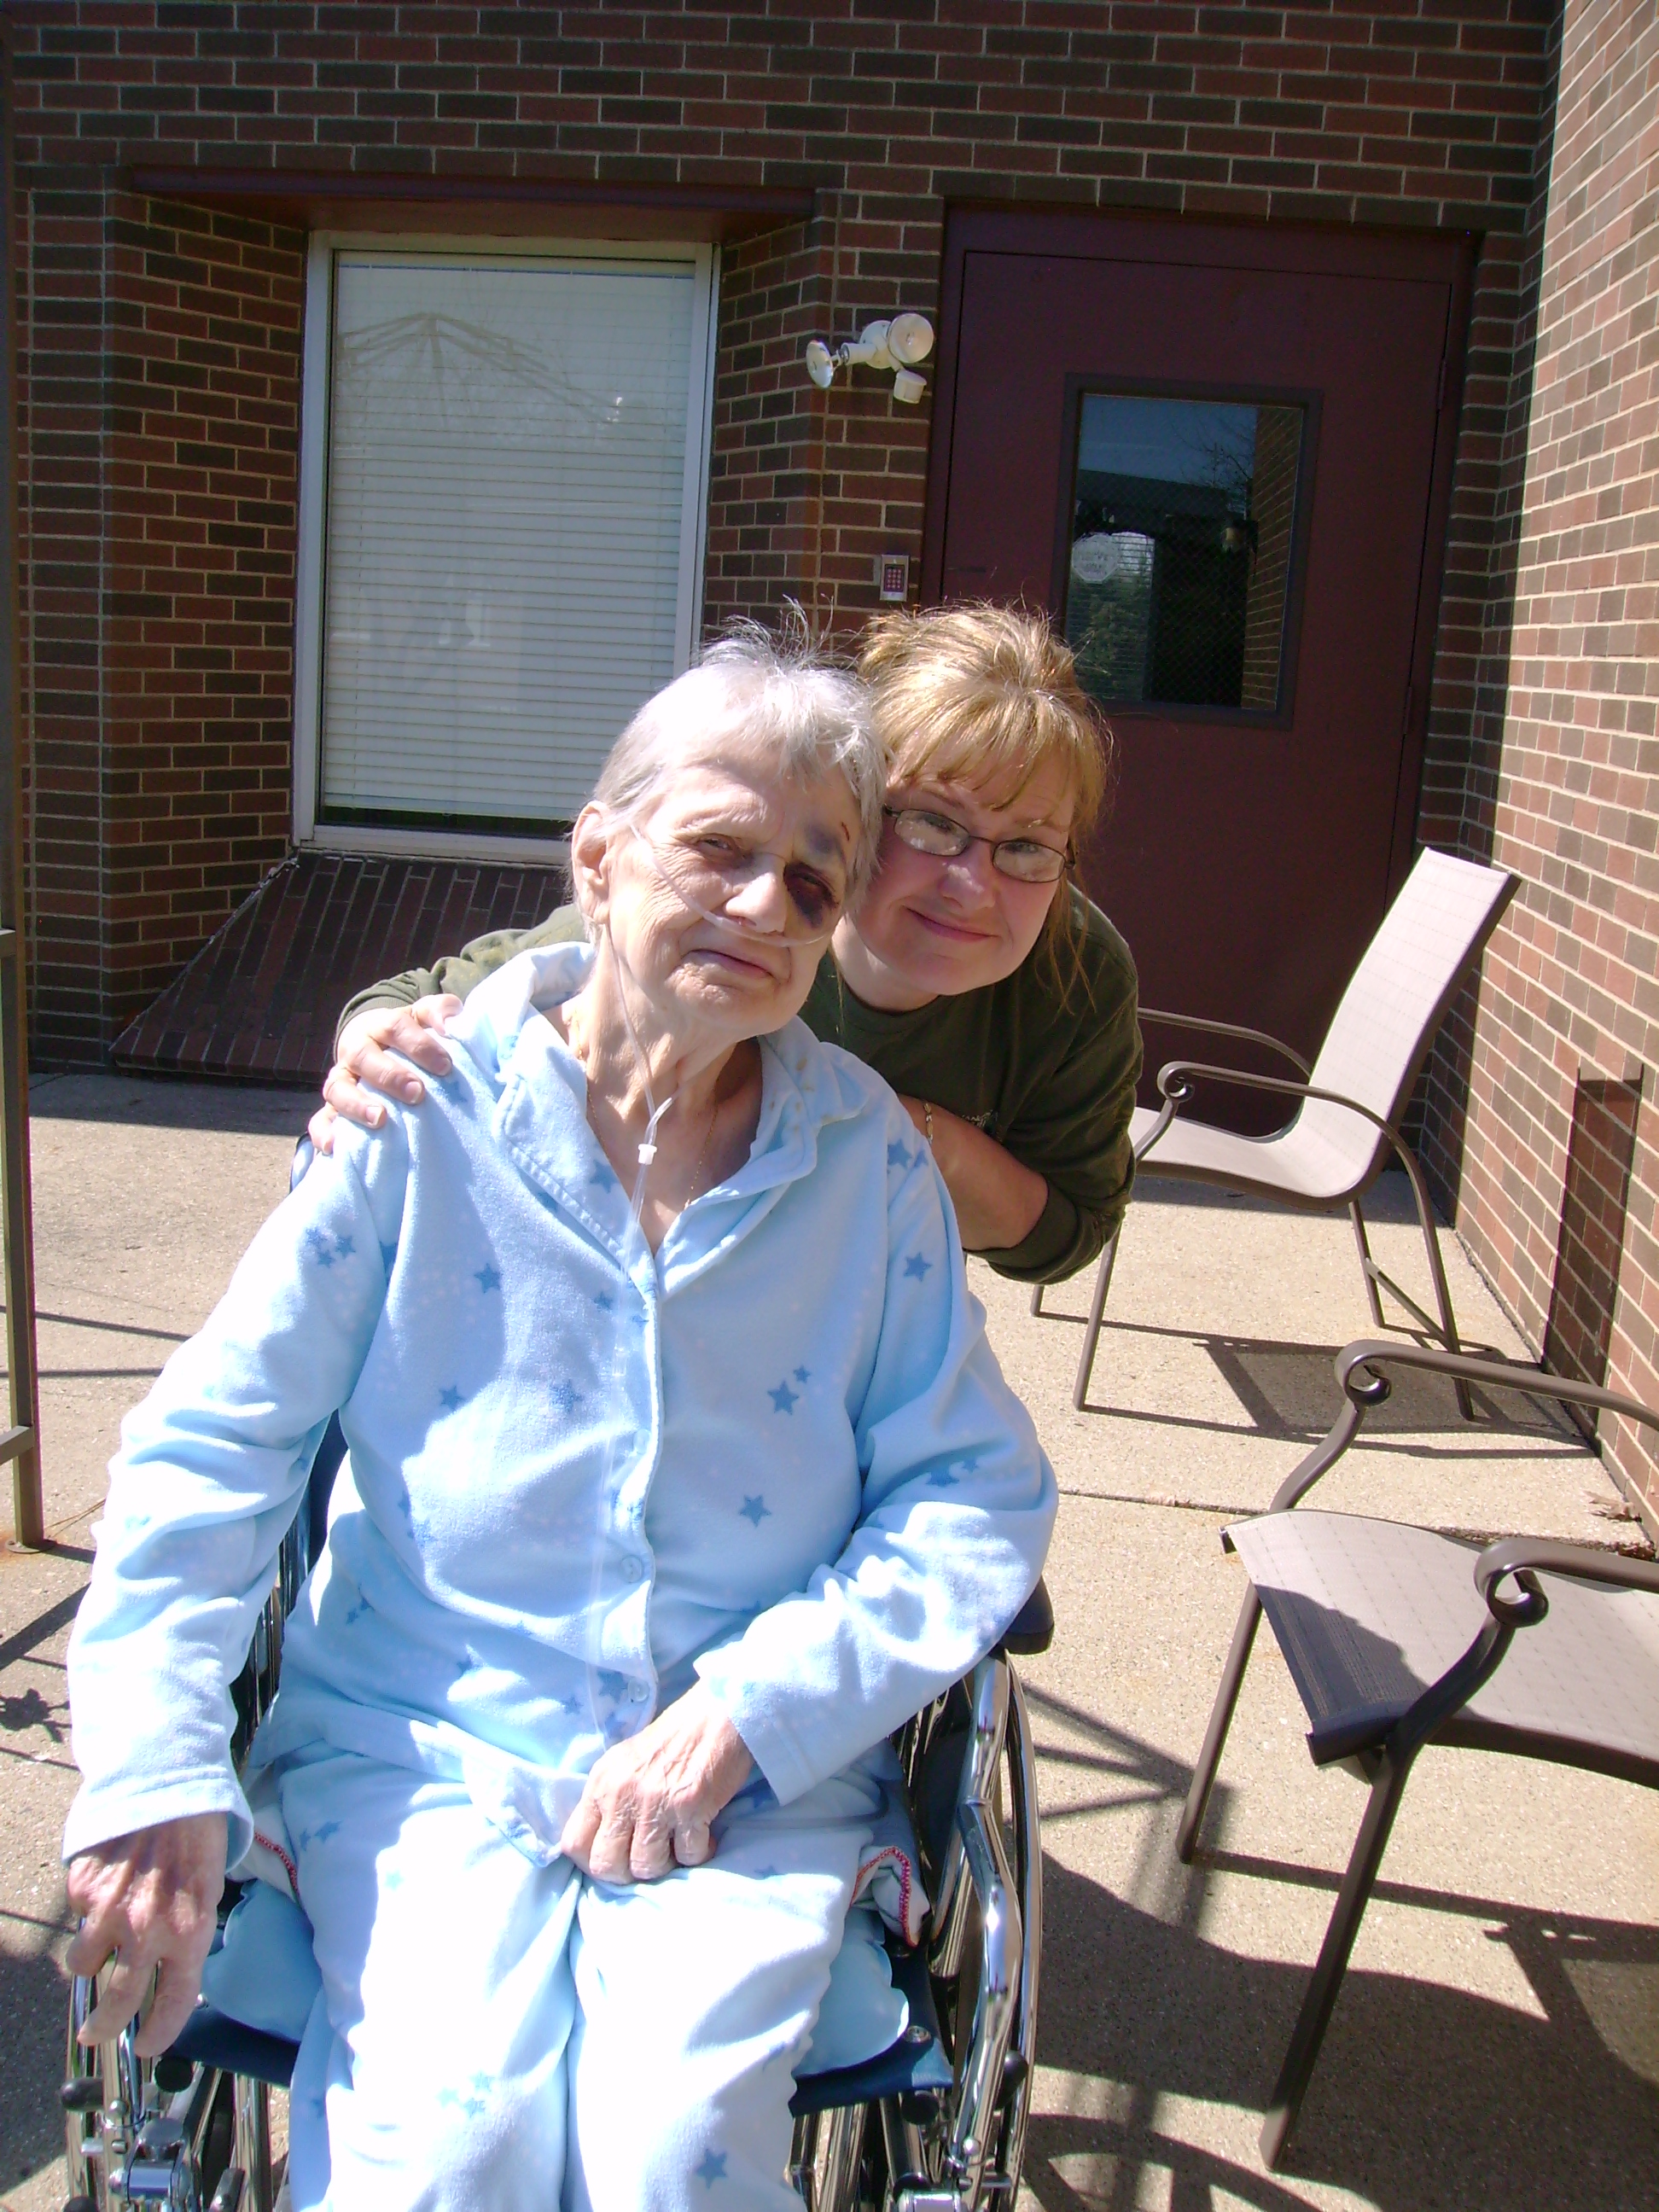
[67,940,1053,1859]
[64,940,1056,2211]
[266,1749,902,2212]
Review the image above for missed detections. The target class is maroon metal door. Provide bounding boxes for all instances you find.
[923,212,1471,1095]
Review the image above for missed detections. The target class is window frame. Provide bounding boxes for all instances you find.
[292,233,720,860]
[1050,372,1321,731]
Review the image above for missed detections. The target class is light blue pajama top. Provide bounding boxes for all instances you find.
[65,944,1057,1871]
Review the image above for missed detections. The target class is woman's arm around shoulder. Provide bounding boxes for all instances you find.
[333,907,586,1056]
[317,908,588,1148]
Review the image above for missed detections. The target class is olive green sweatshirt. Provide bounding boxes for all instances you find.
[337,888,1141,1284]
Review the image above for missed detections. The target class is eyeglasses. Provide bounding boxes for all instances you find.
[630,826,847,940]
[883,806,1071,885]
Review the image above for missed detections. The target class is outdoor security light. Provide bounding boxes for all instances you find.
[804,314,935,403]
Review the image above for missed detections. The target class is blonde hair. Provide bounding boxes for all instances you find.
[857,602,1113,992]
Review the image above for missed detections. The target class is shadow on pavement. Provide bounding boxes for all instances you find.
[1022,1682,1658,2207]
[1033,1854,1659,2212]
[30,1072,317,1137]
[0,1944,75,2201]
[1037,1315,1578,1452]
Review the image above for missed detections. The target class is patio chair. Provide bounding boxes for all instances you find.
[1033,846,1519,1415]
[1174,1335,1659,2168]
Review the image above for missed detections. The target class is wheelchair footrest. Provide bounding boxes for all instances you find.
[789,1942,952,2117]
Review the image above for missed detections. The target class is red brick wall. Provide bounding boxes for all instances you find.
[1429,0,1659,1529]
[1417,166,1557,1190]
[103,195,303,1032]
[17,141,104,1058]
[701,215,835,632]
[12,1,1560,1057]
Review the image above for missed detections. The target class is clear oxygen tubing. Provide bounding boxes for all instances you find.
[611,812,801,1239]
[573,837,783,1848]
[576,911,675,1782]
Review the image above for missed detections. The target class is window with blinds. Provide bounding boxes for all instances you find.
[307,248,713,839]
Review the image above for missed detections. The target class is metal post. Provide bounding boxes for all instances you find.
[0,20,43,1547]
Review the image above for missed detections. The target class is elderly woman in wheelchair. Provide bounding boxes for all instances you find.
[61,631,1057,2212]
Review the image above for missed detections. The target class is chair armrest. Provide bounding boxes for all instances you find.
[1383,1533,1656,1768]
[1151,1060,1410,1192]
[1332,1337,1659,1441]
[1138,1008,1313,1079]
[1266,1336,1659,1518]
[1155,1059,1396,1134]
[1476,1534,1659,1601]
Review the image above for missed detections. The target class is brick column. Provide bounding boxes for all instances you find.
[1432,0,1659,1532]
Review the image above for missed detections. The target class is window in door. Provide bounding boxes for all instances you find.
[1062,392,1309,717]
[294,242,718,849]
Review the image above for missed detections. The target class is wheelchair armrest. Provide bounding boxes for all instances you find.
[996,1579,1053,1656]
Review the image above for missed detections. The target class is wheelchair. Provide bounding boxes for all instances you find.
[61,1408,1051,2212]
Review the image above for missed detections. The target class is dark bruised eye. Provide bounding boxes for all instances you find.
[783,864,841,928]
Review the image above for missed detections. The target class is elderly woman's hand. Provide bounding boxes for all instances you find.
[559,1685,754,1883]
[308,995,463,1153]
[66,1813,227,2052]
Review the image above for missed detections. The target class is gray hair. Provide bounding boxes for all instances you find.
[590,620,886,904]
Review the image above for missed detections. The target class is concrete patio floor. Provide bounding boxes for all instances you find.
[2,1073,1656,2210]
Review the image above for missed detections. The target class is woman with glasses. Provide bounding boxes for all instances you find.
[65,630,1055,2212]
[319,604,1140,1284]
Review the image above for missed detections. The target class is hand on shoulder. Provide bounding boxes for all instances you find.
[310,995,463,1153]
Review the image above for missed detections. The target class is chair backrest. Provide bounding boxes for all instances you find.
[1295,847,1518,1185]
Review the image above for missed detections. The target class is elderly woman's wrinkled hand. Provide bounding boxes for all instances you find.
[559,1684,754,1883]
[66,1813,227,2053]
[310,995,464,1153]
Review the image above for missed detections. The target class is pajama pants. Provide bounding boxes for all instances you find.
[276,1747,885,2212]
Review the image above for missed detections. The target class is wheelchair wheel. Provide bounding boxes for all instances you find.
[795,1652,1042,2212]
[62,1961,276,2212]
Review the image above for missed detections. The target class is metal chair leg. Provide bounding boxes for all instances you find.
[1029,1283,1044,1316]
[1260,1746,1417,2168]
[1072,1231,1121,1411]
[1175,1586,1262,1861]
[1397,1149,1474,1419]
[1348,1200,1386,1328]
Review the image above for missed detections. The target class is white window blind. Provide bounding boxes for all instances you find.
[317,251,701,830]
